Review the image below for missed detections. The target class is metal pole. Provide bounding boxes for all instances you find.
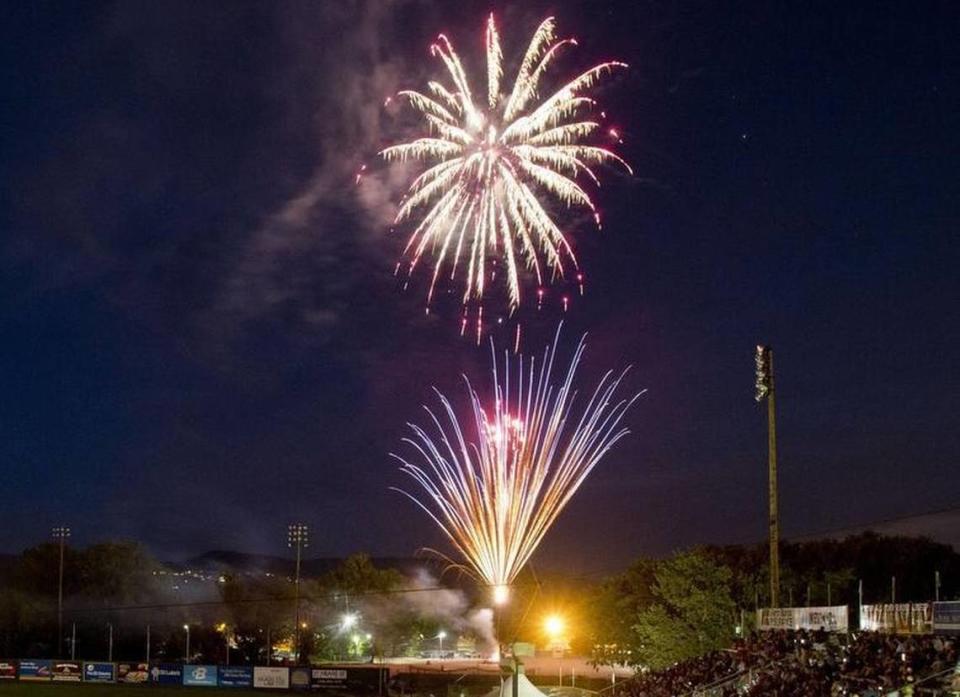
[891,576,896,605]
[266,626,271,666]
[288,524,308,664]
[766,352,780,608]
[294,541,302,662]
[755,347,779,608]
[108,624,113,662]
[225,630,230,666]
[146,625,151,664]
[827,582,832,607]
[71,623,76,660]
[184,626,190,663]
[52,527,70,657]
[935,571,941,602]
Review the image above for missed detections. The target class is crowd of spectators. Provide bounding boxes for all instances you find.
[616,629,959,697]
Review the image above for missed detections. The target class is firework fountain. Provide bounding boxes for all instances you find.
[381,15,631,338]
[392,328,641,607]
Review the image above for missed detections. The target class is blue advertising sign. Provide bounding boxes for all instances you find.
[183,664,218,686]
[19,659,52,681]
[218,665,253,687]
[934,601,960,635]
[84,662,116,683]
[151,663,182,685]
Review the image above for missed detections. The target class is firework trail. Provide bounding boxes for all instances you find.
[391,327,641,600]
[381,15,631,326]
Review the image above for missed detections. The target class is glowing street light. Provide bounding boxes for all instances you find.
[183,624,190,662]
[437,630,447,654]
[543,614,566,640]
[341,613,358,631]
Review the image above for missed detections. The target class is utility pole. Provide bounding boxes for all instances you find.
[935,571,941,602]
[146,625,151,664]
[755,346,780,608]
[52,526,71,657]
[288,524,309,664]
[108,624,113,662]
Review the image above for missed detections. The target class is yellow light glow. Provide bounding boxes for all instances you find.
[544,614,566,638]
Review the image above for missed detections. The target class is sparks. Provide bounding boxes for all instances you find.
[381,15,631,317]
[391,327,641,594]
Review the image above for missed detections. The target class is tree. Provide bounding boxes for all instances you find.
[324,554,403,595]
[589,558,657,667]
[633,550,736,670]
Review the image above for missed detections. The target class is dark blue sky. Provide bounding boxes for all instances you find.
[1,1,957,571]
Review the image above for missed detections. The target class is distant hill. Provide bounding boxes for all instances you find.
[170,550,430,579]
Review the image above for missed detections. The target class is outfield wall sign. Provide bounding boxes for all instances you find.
[0,661,16,680]
[757,605,848,632]
[183,664,218,686]
[289,666,311,691]
[860,603,932,634]
[151,662,182,684]
[118,662,149,683]
[254,666,290,689]
[84,662,116,683]
[934,601,960,635]
[218,665,254,687]
[311,666,388,692]
[19,659,52,681]
[52,660,82,682]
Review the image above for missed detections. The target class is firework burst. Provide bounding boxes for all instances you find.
[391,328,641,597]
[381,15,631,324]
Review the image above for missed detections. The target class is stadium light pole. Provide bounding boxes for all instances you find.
[755,346,780,608]
[52,526,71,657]
[288,523,309,664]
[183,624,190,663]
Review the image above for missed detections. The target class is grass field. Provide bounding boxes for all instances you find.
[0,684,256,696]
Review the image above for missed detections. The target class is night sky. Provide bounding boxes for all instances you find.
[1,1,957,572]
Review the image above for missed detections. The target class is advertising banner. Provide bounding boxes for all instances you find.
[52,660,82,682]
[860,603,932,633]
[311,666,389,693]
[757,606,848,632]
[84,662,116,683]
[933,601,960,635]
[151,663,183,685]
[254,666,290,689]
[0,661,16,680]
[218,666,254,687]
[312,668,349,689]
[290,667,311,691]
[19,659,52,681]
[183,664,218,686]
[118,662,150,683]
